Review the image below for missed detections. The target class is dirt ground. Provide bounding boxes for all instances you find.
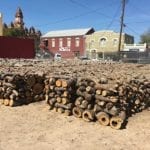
[0,101,150,150]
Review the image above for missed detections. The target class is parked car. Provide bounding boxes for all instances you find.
[79,56,90,60]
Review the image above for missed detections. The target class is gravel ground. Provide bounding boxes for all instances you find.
[0,101,150,150]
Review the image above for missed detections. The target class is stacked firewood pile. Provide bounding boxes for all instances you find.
[0,59,150,129]
[71,77,150,129]
[72,78,96,122]
[44,74,150,129]
[0,73,45,106]
[44,76,77,116]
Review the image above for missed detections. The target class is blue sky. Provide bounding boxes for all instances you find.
[0,0,150,42]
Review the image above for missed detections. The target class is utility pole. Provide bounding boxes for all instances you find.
[118,0,126,57]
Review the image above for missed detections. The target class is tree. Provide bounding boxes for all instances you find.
[3,28,26,38]
[140,28,150,44]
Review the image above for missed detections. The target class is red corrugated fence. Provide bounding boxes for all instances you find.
[0,36,35,58]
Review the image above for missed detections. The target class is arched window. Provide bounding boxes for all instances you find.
[100,38,107,46]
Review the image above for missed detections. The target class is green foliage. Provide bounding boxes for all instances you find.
[3,28,26,38]
[3,26,41,51]
[140,28,150,44]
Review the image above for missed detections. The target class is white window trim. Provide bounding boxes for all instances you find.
[67,38,71,47]
[75,37,80,47]
[52,38,55,48]
[100,37,107,47]
[113,38,118,47]
[59,38,63,47]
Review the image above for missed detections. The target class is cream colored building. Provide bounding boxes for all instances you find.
[0,13,3,36]
[85,30,134,59]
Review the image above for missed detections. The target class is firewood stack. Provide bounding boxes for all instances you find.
[72,78,96,122]
[93,77,150,129]
[69,76,150,129]
[0,73,45,107]
[45,76,77,116]
[24,73,45,104]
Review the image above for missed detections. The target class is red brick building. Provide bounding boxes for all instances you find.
[40,28,94,58]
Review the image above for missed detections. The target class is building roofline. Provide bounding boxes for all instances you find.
[42,27,95,38]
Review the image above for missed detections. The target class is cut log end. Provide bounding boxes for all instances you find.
[82,110,95,122]
[96,112,110,126]
[110,116,124,130]
[72,107,83,118]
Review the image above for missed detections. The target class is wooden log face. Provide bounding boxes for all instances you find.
[55,79,62,87]
[110,116,124,130]
[96,112,110,126]
[26,75,36,87]
[72,107,83,118]
[82,110,95,122]
[33,83,44,95]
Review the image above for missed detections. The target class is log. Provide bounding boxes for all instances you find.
[4,99,9,106]
[72,107,83,118]
[110,111,126,130]
[62,97,69,105]
[64,110,72,116]
[110,116,124,130]
[96,112,110,126]
[33,83,44,95]
[55,103,73,110]
[57,107,65,114]
[82,110,95,122]
[55,79,62,87]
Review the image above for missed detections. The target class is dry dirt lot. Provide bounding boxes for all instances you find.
[0,101,150,150]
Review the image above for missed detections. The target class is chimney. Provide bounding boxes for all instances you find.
[0,13,3,36]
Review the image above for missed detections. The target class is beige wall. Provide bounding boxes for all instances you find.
[0,13,3,36]
[85,30,134,58]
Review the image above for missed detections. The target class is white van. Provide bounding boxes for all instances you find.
[54,53,61,61]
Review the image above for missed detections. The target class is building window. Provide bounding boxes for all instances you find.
[75,37,80,47]
[52,38,55,47]
[113,39,118,47]
[100,38,107,47]
[74,51,80,57]
[67,38,71,47]
[44,39,48,47]
[91,50,96,59]
[59,38,63,47]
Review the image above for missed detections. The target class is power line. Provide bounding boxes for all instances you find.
[69,0,119,21]
[35,7,109,28]
[35,0,120,28]
[128,2,150,16]
[125,25,141,36]
[126,20,150,24]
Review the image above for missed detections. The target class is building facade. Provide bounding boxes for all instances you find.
[40,28,94,58]
[85,30,134,60]
[0,13,3,36]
